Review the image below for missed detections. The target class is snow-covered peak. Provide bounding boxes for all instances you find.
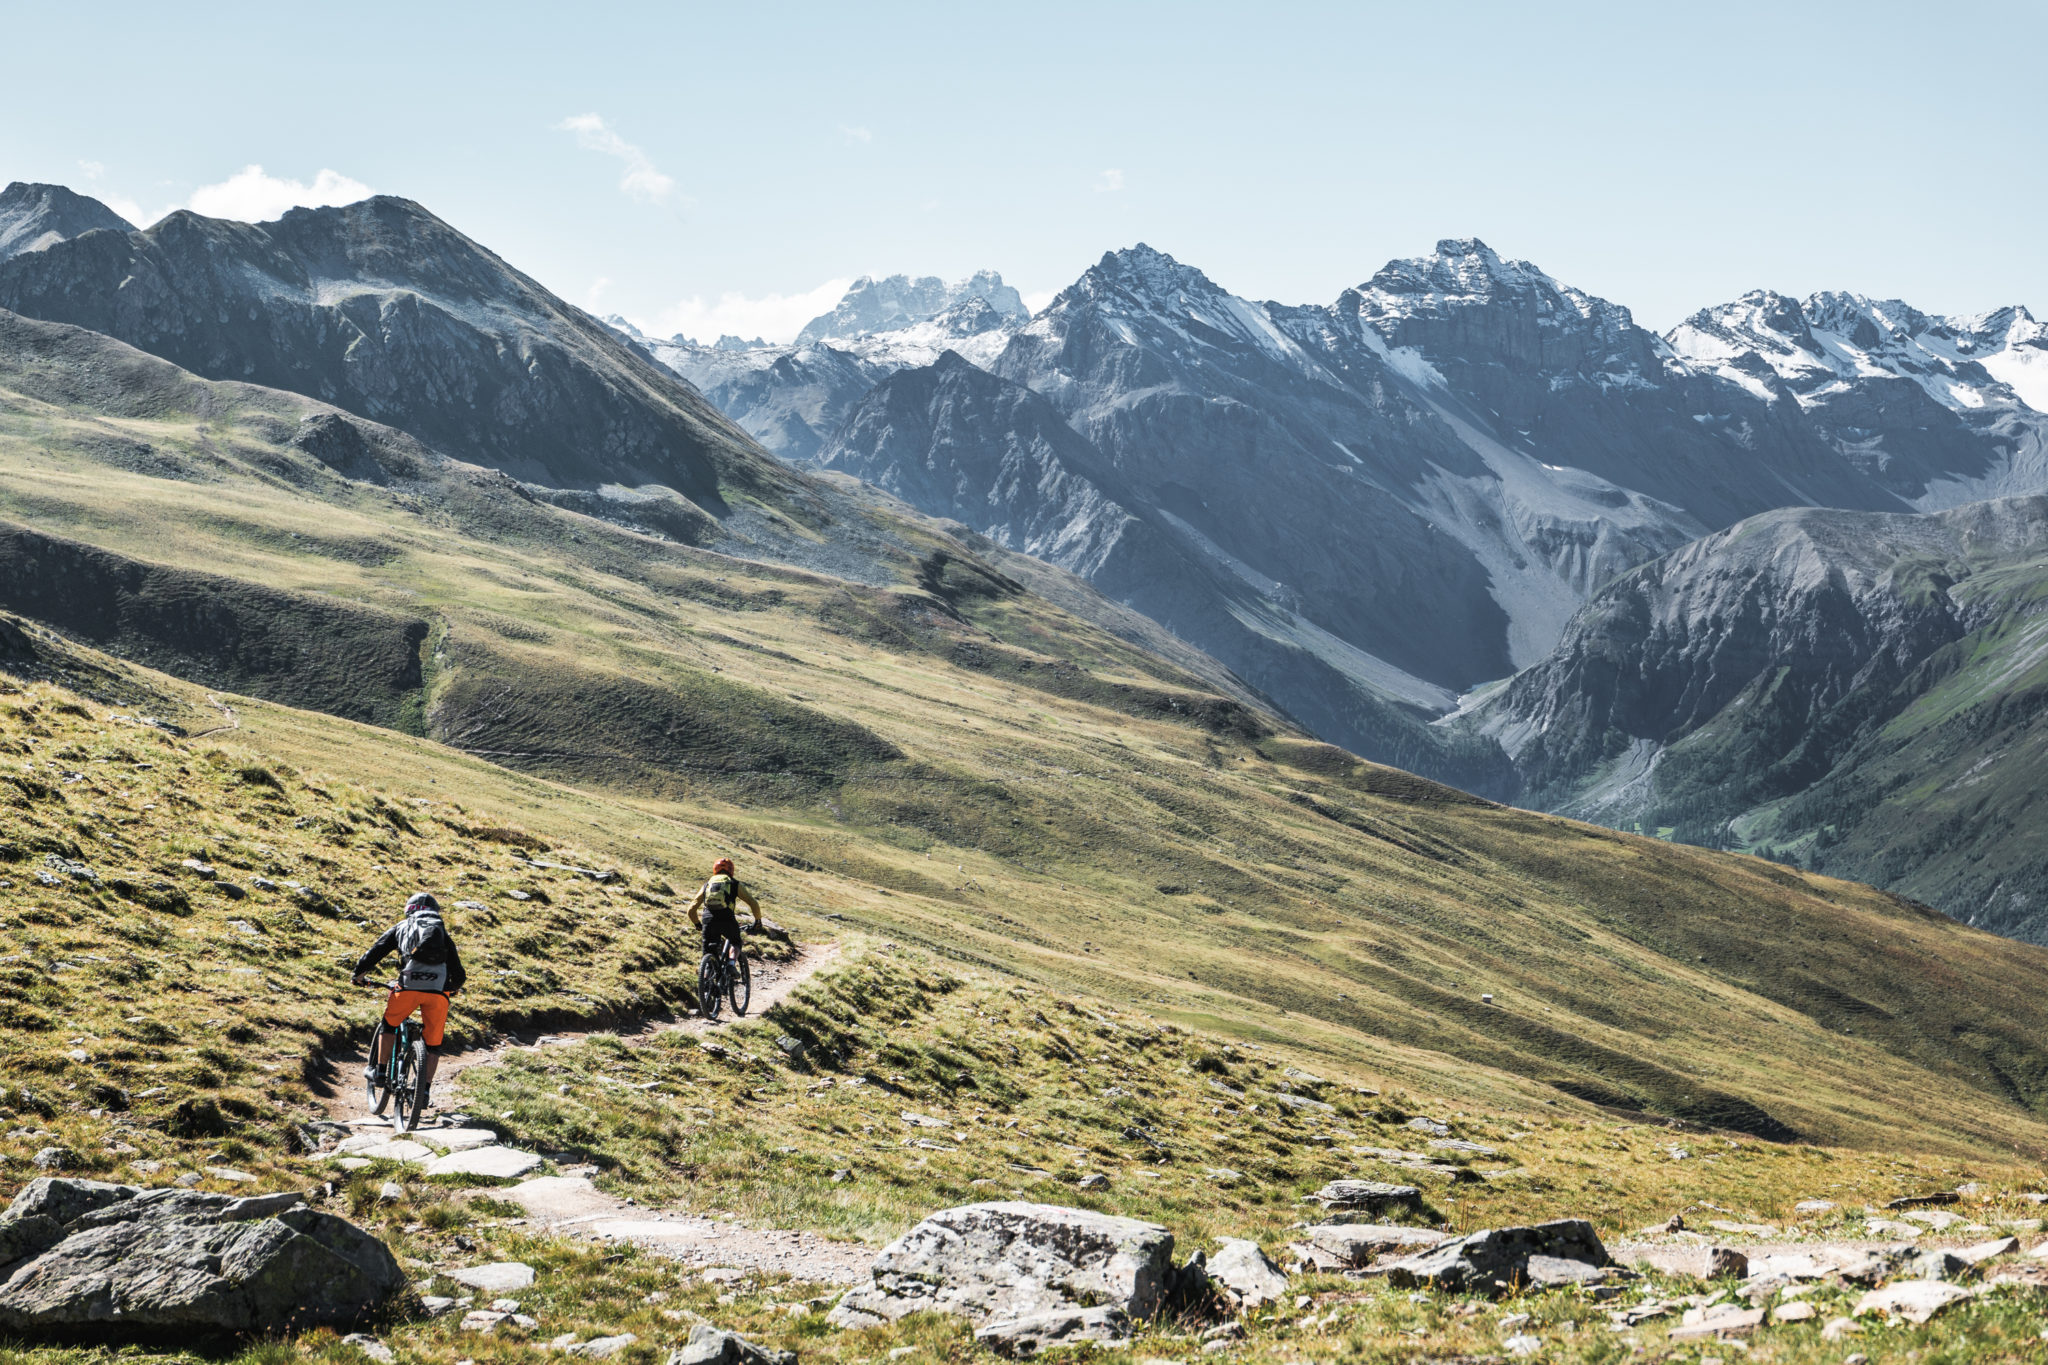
[796,269,1026,345]
[1668,288,2048,415]
[1017,242,1308,367]
[1356,237,1632,331]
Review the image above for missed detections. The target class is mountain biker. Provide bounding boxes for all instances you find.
[688,856,762,985]
[351,891,467,1112]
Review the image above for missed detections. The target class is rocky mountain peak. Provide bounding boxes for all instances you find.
[797,269,1026,345]
[0,181,134,263]
[1081,242,1223,306]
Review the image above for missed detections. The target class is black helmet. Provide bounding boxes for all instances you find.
[405,892,441,914]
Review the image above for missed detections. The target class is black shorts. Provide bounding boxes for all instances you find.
[702,910,743,957]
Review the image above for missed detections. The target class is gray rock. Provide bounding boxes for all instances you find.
[1296,1223,1451,1269]
[1614,1245,1748,1280]
[342,1333,395,1363]
[1206,1239,1288,1310]
[570,1332,639,1358]
[1906,1248,1968,1281]
[1383,1220,1608,1296]
[1306,1180,1424,1216]
[974,1305,1131,1358]
[423,1146,543,1179]
[668,1323,796,1365]
[30,1148,70,1171]
[827,1201,1180,1331]
[0,1178,403,1335]
[446,1262,537,1292]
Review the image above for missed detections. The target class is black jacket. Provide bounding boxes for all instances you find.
[354,922,467,994]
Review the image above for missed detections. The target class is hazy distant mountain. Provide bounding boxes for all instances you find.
[0,182,133,262]
[796,269,1026,345]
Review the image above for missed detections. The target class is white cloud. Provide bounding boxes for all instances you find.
[101,194,152,228]
[633,277,854,346]
[77,160,105,181]
[586,276,613,306]
[558,113,676,203]
[185,165,373,223]
[1095,168,1125,193]
[1022,290,1057,314]
[840,125,873,145]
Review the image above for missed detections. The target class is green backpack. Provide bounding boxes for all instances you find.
[704,874,738,915]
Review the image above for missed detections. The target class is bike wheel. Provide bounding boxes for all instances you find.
[403,1036,430,1132]
[392,1026,417,1132]
[698,954,724,1021]
[728,948,751,1016]
[367,1029,392,1115]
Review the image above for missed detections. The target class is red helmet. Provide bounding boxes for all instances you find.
[712,857,735,876]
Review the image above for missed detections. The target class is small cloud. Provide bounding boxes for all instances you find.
[77,160,105,181]
[186,165,373,223]
[1021,290,1056,314]
[1095,168,1125,193]
[587,276,613,306]
[636,277,854,347]
[558,113,676,203]
[840,125,873,145]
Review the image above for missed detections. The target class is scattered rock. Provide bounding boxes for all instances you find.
[1670,1304,1765,1339]
[342,1333,395,1363]
[1821,1316,1862,1340]
[1886,1192,1961,1210]
[1305,1180,1423,1216]
[1405,1117,1452,1137]
[1614,1245,1748,1280]
[378,1181,405,1202]
[1905,1249,1968,1280]
[1773,1300,1818,1323]
[29,1149,69,1172]
[667,1323,796,1365]
[337,1136,437,1164]
[569,1333,638,1358]
[1793,1199,1837,1214]
[0,1178,402,1335]
[460,1310,510,1333]
[827,1201,1190,1336]
[446,1262,537,1293]
[204,1167,257,1184]
[1958,1235,2020,1264]
[1076,1174,1110,1191]
[1207,1238,1288,1310]
[1292,1223,1449,1270]
[1382,1220,1607,1296]
[1855,1280,1974,1324]
[412,1128,499,1154]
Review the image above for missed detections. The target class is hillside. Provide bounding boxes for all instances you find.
[1461,496,2048,941]
[6,301,2048,1162]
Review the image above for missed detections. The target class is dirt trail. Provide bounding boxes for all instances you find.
[312,942,839,1123]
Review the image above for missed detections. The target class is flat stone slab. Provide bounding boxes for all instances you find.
[1856,1280,1974,1324]
[335,1136,436,1164]
[425,1146,543,1179]
[413,1128,498,1153]
[500,1175,612,1222]
[445,1262,537,1293]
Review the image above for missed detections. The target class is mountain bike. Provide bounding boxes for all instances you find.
[362,982,431,1133]
[698,934,751,1021]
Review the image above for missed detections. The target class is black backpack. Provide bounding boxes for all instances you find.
[396,908,451,991]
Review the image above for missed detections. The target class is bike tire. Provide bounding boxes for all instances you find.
[367,1024,392,1115]
[403,1035,430,1132]
[392,1024,418,1133]
[699,954,724,1021]
[728,948,751,1016]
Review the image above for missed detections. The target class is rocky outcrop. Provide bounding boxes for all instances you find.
[1304,1180,1424,1217]
[0,1178,404,1337]
[1381,1219,1608,1296]
[826,1202,1199,1349]
[669,1324,796,1365]
[1205,1239,1288,1310]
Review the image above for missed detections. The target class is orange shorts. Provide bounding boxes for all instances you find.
[383,990,450,1047]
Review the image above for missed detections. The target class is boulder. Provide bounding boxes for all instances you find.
[668,1323,796,1365]
[0,1178,403,1336]
[1305,1180,1423,1217]
[1669,1304,1765,1339]
[1382,1220,1607,1296]
[1206,1239,1287,1310]
[825,1202,1188,1336]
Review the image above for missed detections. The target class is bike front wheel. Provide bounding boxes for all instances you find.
[728,949,751,1016]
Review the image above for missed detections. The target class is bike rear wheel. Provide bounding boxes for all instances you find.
[403,1034,430,1132]
[728,948,751,1016]
[699,953,724,1021]
[367,1024,393,1115]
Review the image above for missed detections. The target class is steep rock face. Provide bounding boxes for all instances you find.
[1350,239,1906,527]
[0,196,781,501]
[1463,496,2048,939]
[0,183,132,263]
[1668,290,2048,507]
[798,269,1027,344]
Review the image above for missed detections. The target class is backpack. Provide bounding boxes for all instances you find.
[703,874,738,917]
[396,908,451,992]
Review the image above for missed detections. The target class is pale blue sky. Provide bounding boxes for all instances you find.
[5,1,2043,341]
